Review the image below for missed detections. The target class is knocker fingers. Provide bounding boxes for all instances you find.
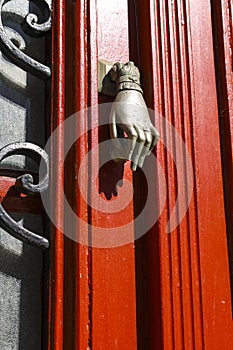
[148,125,160,155]
[125,125,137,161]
[138,129,153,168]
[109,108,118,139]
[110,120,138,162]
[131,125,147,171]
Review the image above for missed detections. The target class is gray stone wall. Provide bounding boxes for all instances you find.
[0,1,50,348]
[0,215,43,350]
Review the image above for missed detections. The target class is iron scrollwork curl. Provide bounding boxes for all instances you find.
[0,142,50,249]
[0,0,51,79]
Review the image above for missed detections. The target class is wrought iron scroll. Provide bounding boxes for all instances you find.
[0,0,51,79]
[0,142,50,249]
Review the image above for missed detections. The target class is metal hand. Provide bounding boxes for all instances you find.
[109,62,159,171]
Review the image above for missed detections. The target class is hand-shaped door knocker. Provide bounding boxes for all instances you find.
[109,61,160,171]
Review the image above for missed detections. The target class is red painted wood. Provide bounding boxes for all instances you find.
[47,1,233,349]
[49,1,137,349]
[127,2,163,348]
[221,0,233,155]
[0,176,43,214]
[97,0,129,62]
[73,1,90,349]
[91,0,137,349]
[215,0,233,280]
[188,1,233,348]
[48,1,66,349]
[129,0,233,349]
[49,1,91,349]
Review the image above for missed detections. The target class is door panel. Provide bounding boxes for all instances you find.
[145,0,233,348]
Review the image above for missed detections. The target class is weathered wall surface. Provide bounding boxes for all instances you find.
[0,1,49,348]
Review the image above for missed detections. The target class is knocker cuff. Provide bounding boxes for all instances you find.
[117,81,143,94]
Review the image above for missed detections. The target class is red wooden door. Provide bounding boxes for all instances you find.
[1,0,232,348]
[46,0,233,349]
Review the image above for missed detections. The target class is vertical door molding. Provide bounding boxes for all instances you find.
[211,0,233,310]
[49,0,91,349]
[49,0,65,348]
[49,1,137,349]
[131,0,233,349]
